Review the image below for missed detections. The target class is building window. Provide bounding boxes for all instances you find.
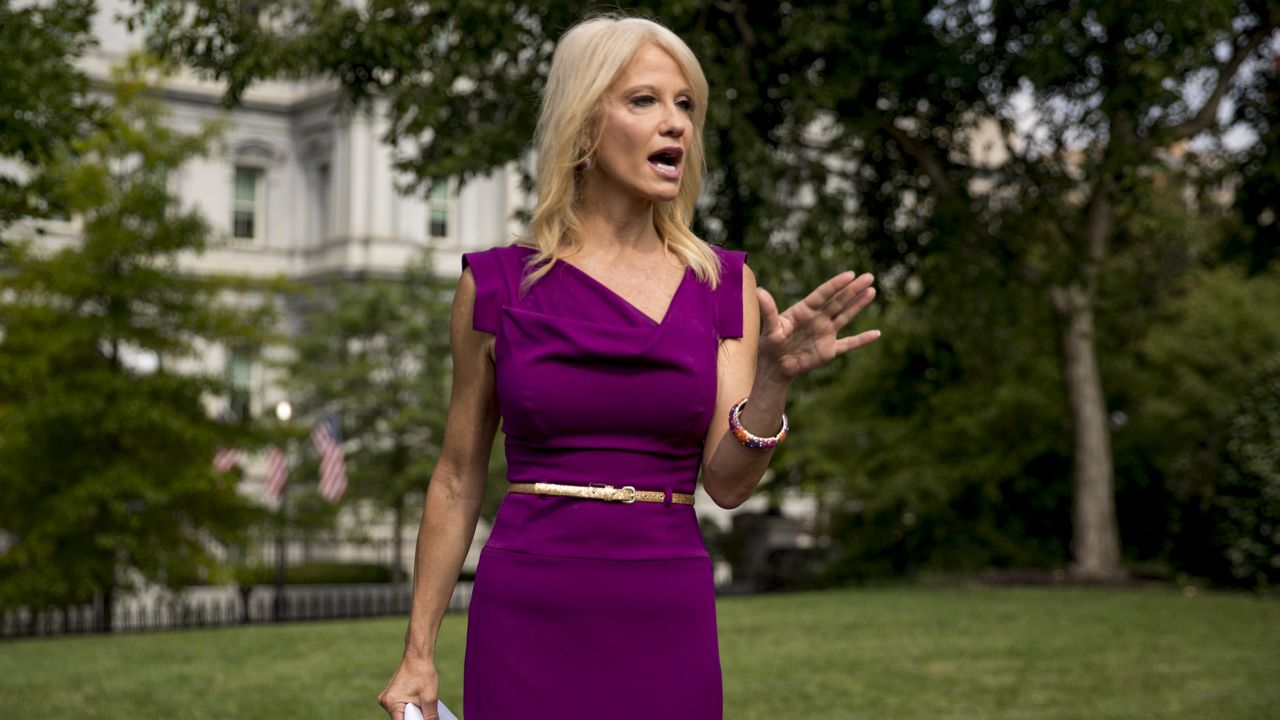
[233,166,263,240]
[315,161,331,242]
[428,180,451,240]
[227,349,254,423]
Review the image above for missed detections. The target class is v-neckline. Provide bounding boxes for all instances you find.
[554,256,691,327]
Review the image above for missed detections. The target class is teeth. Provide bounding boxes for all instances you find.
[655,162,676,172]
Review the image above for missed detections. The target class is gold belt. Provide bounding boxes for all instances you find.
[507,482,695,506]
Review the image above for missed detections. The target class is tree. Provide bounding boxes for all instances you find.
[933,1,1278,579]
[0,0,101,227]
[1224,50,1280,274]
[1116,265,1280,587]
[693,1,1279,579]
[284,252,495,584]
[0,56,278,627]
[133,0,1280,579]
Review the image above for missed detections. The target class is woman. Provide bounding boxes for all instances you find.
[378,15,879,720]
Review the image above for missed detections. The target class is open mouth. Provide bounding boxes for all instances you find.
[648,147,684,179]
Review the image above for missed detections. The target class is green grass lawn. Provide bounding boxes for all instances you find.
[1,585,1276,719]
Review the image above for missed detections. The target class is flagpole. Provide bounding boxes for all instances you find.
[273,401,292,623]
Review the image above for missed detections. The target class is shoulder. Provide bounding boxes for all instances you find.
[706,244,752,339]
[704,244,750,292]
[708,243,748,265]
[706,244,749,281]
[459,243,534,335]
[462,242,533,268]
[460,243,539,287]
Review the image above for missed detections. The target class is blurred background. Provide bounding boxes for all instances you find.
[2,0,1278,640]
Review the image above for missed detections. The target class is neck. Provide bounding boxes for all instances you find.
[576,175,661,256]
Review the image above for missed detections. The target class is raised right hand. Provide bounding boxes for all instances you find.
[378,654,441,720]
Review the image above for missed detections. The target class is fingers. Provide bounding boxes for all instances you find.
[377,689,398,720]
[380,696,431,720]
[803,270,860,311]
[756,286,781,335]
[390,700,437,720]
[801,272,876,341]
[826,271,874,310]
[762,271,881,357]
[835,329,882,355]
[414,698,441,720]
[832,285,876,328]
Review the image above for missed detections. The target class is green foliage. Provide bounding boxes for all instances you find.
[120,0,1280,293]
[0,0,101,227]
[1207,360,1280,587]
[286,254,449,503]
[1113,266,1280,588]
[802,278,1073,579]
[1223,54,1280,274]
[281,252,505,576]
[126,0,894,277]
[0,55,279,610]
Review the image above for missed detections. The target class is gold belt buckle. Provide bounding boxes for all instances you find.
[588,483,638,504]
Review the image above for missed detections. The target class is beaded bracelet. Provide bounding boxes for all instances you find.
[728,396,789,450]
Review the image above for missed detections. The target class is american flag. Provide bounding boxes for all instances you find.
[264,445,288,502]
[311,416,347,503]
[213,447,242,473]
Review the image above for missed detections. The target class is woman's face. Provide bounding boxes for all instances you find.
[587,44,694,205]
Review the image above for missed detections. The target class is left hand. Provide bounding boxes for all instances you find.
[756,270,880,381]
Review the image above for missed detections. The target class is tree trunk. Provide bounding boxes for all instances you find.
[1050,283,1125,580]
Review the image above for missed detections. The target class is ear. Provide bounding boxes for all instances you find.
[574,135,595,172]
[576,112,602,156]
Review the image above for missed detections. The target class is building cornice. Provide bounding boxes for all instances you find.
[82,50,346,116]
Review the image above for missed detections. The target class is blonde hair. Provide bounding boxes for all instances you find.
[518,14,724,294]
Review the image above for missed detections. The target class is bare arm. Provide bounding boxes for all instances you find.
[700,263,774,509]
[403,265,500,659]
[700,262,879,509]
[380,267,499,718]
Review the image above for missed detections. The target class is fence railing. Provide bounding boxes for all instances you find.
[0,582,473,640]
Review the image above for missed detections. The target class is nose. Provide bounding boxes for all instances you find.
[660,103,688,139]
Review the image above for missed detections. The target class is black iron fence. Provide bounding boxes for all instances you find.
[0,582,473,640]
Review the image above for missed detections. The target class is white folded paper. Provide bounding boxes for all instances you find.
[404,701,458,720]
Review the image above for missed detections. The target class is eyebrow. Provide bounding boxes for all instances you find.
[622,83,694,97]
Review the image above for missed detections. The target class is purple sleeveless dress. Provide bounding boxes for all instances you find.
[459,242,747,720]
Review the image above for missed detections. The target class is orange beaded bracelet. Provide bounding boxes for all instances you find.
[728,396,789,450]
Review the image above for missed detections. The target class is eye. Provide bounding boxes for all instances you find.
[630,94,657,107]
[677,97,695,113]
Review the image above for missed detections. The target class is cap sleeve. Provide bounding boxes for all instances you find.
[461,250,503,334]
[713,247,749,339]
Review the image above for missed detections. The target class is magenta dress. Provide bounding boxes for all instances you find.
[459,242,747,720]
